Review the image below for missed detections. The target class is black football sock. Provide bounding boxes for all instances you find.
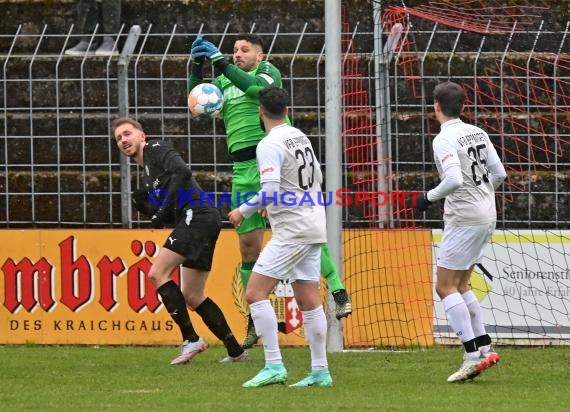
[195,297,244,357]
[475,334,492,349]
[157,280,199,342]
[462,338,479,355]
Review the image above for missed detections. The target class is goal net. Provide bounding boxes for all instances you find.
[341,1,570,348]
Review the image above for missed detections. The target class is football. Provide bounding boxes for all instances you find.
[188,83,224,119]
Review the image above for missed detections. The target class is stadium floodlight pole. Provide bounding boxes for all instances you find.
[324,0,343,353]
[118,25,141,227]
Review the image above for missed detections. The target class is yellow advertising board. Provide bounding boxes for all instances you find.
[0,229,433,347]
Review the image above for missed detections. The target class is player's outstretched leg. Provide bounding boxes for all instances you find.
[156,280,207,365]
[321,244,353,319]
[193,297,247,362]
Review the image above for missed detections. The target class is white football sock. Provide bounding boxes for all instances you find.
[462,290,487,338]
[442,292,475,345]
[302,306,328,371]
[479,344,492,354]
[250,299,282,364]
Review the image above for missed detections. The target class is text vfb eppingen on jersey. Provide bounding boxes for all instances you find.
[145,188,424,208]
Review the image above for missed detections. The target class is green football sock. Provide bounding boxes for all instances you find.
[320,243,345,293]
[240,261,256,289]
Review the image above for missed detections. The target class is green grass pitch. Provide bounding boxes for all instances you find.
[1,345,568,411]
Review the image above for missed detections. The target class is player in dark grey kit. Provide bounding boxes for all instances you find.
[112,117,247,365]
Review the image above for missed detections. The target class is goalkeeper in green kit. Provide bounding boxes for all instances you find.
[189,34,352,349]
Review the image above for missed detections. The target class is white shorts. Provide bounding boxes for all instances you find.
[437,222,495,270]
[253,239,322,282]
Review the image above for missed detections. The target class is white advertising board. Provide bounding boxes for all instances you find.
[432,230,570,344]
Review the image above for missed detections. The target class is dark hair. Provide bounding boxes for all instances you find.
[111,117,146,140]
[433,81,465,117]
[259,87,289,119]
[235,33,264,51]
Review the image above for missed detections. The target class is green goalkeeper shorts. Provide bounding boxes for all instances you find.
[231,159,267,235]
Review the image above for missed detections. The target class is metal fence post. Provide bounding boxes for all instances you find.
[374,10,401,227]
[118,25,141,227]
[325,0,343,353]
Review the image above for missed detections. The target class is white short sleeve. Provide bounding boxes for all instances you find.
[433,137,460,172]
[256,139,283,184]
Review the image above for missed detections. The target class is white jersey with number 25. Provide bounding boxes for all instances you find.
[433,119,502,225]
[256,123,327,244]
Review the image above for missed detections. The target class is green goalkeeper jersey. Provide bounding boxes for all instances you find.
[190,61,282,154]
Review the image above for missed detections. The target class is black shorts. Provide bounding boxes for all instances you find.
[163,207,221,271]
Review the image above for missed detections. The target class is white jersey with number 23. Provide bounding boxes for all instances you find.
[256,123,327,244]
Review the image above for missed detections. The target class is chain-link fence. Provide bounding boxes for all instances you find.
[0,24,371,227]
[383,17,570,229]
[1,17,568,229]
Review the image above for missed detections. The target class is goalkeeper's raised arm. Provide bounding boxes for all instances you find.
[188,34,282,95]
